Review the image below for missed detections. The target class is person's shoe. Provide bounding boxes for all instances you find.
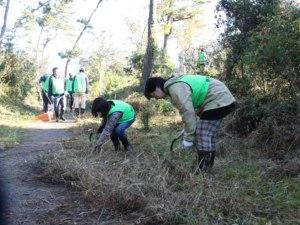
[60,109,66,121]
[198,151,215,173]
[124,143,133,152]
[114,146,122,151]
[75,108,79,117]
[55,111,59,122]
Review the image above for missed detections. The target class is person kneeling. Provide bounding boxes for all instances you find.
[92,97,135,152]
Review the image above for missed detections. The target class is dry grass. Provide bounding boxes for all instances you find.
[34,95,300,225]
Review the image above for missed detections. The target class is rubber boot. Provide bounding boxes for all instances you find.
[55,111,59,122]
[110,133,121,151]
[60,109,66,121]
[198,151,215,173]
[120,136,133,151]
[75,108,79,117]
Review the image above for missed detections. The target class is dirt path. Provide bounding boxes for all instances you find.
[0,120,101,225]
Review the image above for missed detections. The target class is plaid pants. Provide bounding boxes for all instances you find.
[196,119,222,152]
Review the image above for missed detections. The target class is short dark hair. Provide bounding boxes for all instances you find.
[144,77,166,100]
[52,67,58,73]
[91,97,114,117]
[79,68,84,72]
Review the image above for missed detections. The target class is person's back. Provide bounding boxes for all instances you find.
[38,74,51,112]
[197,49,208,73]
[198,51,207,64]
[73,68,89,117]
[66,73,74,111]
[73,71,87,93]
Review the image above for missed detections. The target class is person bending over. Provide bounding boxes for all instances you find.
[92,97,135,152]
[144,74,236,172]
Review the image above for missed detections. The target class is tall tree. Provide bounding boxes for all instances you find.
[216,0,280,79]
[140,0,156,90]
[0,0,11,48]
[60,0,103,76]
[157,0,200,51]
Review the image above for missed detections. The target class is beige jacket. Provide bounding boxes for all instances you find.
[164,76,235,142]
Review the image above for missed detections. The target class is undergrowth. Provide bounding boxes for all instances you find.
[34,96,300,225]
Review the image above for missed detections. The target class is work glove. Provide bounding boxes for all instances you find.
[94,144,102,152]
[182,140,194,150]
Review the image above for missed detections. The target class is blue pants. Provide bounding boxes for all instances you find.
[114,119,135,139]
[111,118,135,148]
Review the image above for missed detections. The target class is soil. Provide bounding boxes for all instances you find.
[0,120,113,225]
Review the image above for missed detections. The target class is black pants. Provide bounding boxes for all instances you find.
[200,102,236,120]
[42,91,50,112]
[67,93,74,110]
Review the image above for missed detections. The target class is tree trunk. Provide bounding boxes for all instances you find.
[140,0,155,91]
[65,58,71,77]
[64,0,103,76]
[36,27,44,60]
[0,0,11,48]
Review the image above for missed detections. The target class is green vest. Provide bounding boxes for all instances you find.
[108,100,135,123]
[42,75,50,92]
[51,76,65,95]
[73,73,86,93]
[66,79,73,92]
[166,75,210,109]
[198,52,207,64]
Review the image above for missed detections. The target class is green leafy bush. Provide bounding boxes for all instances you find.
[0,51,36,100]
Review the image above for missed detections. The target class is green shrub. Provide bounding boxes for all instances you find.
[155,99,175,115]
[0,51,36,100]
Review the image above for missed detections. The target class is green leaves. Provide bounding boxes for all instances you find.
[58,48,81,59]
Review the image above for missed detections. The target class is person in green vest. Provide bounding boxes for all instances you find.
[144,74,236,172]
[197,48,208,74]
[38,73,51,112]
[48,67,67,122]
[92,97,135,152]
[66,73,74,112]
[72,68,89,117]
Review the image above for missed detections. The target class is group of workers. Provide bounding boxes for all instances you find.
[91,74,235,173]
[39,67,89,122]
[38,49,235,173]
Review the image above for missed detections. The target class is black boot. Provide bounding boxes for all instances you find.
[110,133,121,151]
[120,136,133,151]
[198,151,215,173]
[55,111,59,122]
[60,109,66,121]
[75,108,79,117]
[81,108,85,115]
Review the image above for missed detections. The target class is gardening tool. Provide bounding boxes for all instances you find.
[170,130,184,152]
